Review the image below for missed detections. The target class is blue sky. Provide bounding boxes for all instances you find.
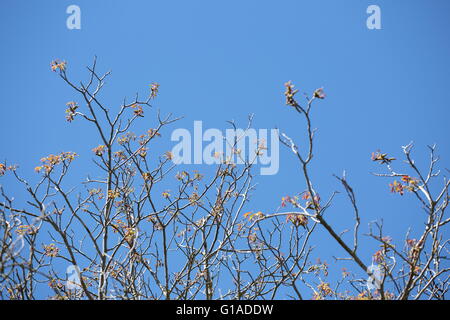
[1,0,449,298]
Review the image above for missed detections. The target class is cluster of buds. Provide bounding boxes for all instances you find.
[48,279,65,290]
[35,152,78,174]
[92,145,106,156]
[118,132,137,145]
[281,195,296,207]
[138,146,148,158]
[65,101,79,122]
[175,170,189,181]
[284,82,326,107]
[50,59,66,72]
[112,219,137,246]
[149,82,160,99]
[284,81,298,106]
[303,192,321,210]
[286,213,308,227]
[373,236,393,263]
[0,163,15,176]
[189,192,201,206]
[114,150,127,161]
[147,128,161,139]
[371,151,396,164]
[123,227,137,246]
[389,180,404,195]
[316,282,333,299]
[256,138,268,156]
[132,104,144,117]
[164,151,174,160]
[136,128,162,149]
[162,190,170,199]
[210,196,224,222]
[401,175,419,191]
[248,232,258,243]
[282,192,320,211]
[43,243,59,257]
[313,87,326,99]
[354,291,371,300]
[373,249,385,263]
[142,172,152,181]
[107,189,120,200]
[408,238,424,261]
[389,175,419,195]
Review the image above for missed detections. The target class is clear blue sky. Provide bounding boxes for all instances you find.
[1,0,449,298]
